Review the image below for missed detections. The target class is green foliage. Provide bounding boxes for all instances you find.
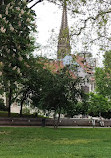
[66,93,89,117]
[95,67,111,98]
[94,50,111,117]
[95,51,111,99]
[0,0,36,81]
[0,98,7,111]
[81,0,86,4]
[18,57,48,107]
[38,66,84,117]
[0,0,37,114]
[22,107,30,114]
[0,0,36,72]
[103,50,111,73]
[88,92,111,116]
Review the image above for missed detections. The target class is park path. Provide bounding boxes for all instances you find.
[0,125,110,128]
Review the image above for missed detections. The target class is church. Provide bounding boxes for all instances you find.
[48,0,96,93]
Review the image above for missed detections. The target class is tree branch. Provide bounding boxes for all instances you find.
[72,10,111,36]
[29,0,43,9]
[28,0,63,8]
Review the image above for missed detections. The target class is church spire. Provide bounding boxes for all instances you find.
[57,0,71,59]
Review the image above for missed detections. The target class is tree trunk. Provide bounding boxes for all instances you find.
[20,92,27,117]
[53,108,61,129]
[8,87,12,117]
[20,98,25,117]
[56,108,61,129]
[6,95,9,108]
[53,110,57,129]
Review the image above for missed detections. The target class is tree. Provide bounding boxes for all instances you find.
[39,67,84,128]
[103,50,111,74]
[88,92,111,117]
[0,98,7,111]
[94,50,111,118]
[95,50,111,99]
[0,0,36,116]
[17,56,46,117]
[95,67,111,99]
[66,93,89,117]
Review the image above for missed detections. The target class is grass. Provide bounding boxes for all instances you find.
[0,111,20,117]
[0,127,111,158]
[0,111,44,118]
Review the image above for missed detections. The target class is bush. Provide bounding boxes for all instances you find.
[0,99,7,111]
[22,107,30,114]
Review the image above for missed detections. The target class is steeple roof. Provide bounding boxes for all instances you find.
[61,0,68,30]
[57,0,71,59]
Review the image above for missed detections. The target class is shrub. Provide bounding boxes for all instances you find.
[0,99,7,111]
[22,107,30,114]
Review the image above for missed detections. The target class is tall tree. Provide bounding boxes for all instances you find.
[18,56,45,117]
[95,50,111,99]
[39,67,84,128]
[88,92,111,117]
[103,50,111,73]
[0,0,36,116]
[94,50,111,117]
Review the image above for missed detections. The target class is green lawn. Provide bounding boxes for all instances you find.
[0,127,111,158]
[0,111,37,118]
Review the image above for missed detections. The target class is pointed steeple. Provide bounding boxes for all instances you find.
[57,0,71,59]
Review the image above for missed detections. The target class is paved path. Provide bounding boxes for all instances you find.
[0,126,110,128]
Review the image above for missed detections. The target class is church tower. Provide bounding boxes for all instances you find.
[57,0,71,59]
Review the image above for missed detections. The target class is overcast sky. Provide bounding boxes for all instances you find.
[34,2,61,44]
[32,1,62,58]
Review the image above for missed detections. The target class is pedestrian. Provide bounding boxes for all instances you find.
[100,116,104,127]
[91,117,95,128]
